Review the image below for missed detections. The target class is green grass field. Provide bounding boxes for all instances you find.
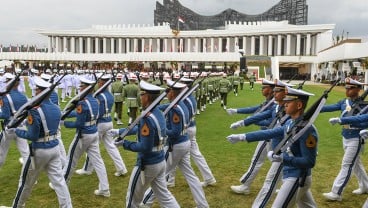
[1,82,367,208]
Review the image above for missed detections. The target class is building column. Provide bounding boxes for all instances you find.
[277,35,282,56]
[210,38,214,53]
[103,38,107,53]
[259,36,264,55]
[268,35,273,56]
[164,39,168,52]
[194,38,199,52]
[126,38,130,53]
[133,38,137,52]
[234,37,239,52]
[95,37,99,53]
[63,37,67,52]
[149,38,153,52]
[226,37,230,52]
[156,38,160,52]
[70,37,75,53]
[118,38,122,53]
[286,34,291,56]
[179,38,183,52]
[79,37,83,53]
[218,38,222,52]
[48,37,52,53]
[296,34,301,56]
[111,38,115,53]
[86,37,91,53]
[55,37,60,53]
[306,33,311,55]
[242,36,247,54]
[250,36,255,55]
[187,38,191,52]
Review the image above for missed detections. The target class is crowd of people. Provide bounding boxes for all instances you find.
[1,66,368,207]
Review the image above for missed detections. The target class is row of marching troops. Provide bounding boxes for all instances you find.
[225,76,368,208]
[0,66,250,208]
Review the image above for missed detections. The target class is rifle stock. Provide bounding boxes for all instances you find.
[115,74,186,142]
[273,78,340,155]
[61,73,103,120]
[0,69,23,96]
[6,73,66,129]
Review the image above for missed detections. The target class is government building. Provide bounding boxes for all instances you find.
[0,0,367,81]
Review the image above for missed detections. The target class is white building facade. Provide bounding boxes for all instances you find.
[0,21,336,79]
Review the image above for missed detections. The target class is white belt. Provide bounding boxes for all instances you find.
[84,120,97,126]
[127,97,137,100]
[37,134,57,142]
[102,113,110,118]
[151,145,164,152]
[343,125,360,130]
[114,93,121,95]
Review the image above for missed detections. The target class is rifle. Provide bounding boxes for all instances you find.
[0,69,23,96]
[346,86,368,116]
[297,77,308,90]
[273,78,341,155]
[115,75,185,143]
[61,73,103,120]
[6,73,67,129]
[163,72,204,115]
[286,74,297,84]
[93,74,114,98]
[180,72,207,102]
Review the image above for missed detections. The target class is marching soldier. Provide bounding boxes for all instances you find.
[233,73,240,96]
[219,73,231,110]
[249,72,256,90]
[321,78,368,201]
[227,86,318,207]
[123,74,141,125]
[59,77,110,197]
[0,73,29,167]
[8,77,72,208]
[112,73,125,125]
[76,74,128,177]
[108,80,180,208]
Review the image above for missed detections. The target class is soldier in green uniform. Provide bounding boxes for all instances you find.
[123,74,140,125]
[239,74,245,90]
[249,72,256,90]
[233,73,240,96]
[111,73,124,125]
[219,73,231,109]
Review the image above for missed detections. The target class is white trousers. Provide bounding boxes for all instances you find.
[0,131,29,167]
[331,137,368,195]
[64,132,109,191]
[143,140,209,208]
[82,122,127,173]
[126,161,179,208]
[272,176,316,208]
[13,145,72,208]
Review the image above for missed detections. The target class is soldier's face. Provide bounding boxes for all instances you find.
[274,90,285,102]
[284,100,302,118]
[345,87,360,98]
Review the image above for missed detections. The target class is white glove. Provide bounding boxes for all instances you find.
[360,129,368,140]
[226,134,246,144]
[5,127,16,134]
[267,151,283,162]
[226,108,237,115]
[114,138,125,147]
[59,120,65,126]
[107,129,120,137]
[230,120,244,129]
[329,117,341,125]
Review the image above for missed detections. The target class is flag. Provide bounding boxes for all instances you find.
[178,16,185,24]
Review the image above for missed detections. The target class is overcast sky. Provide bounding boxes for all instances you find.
[0,0,367,47]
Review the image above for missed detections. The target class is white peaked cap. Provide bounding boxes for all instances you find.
[275,79,294,88]
[80,77,96,85]
[4,73,15,80]
[345,78,366,88]
[262,79,275,86]
[284,86,314,101]
[166,79,186,89]
[41,73,52,81]
[139,80,164,94]
[180,77,193,83]
[101,74,112,80]
[34,76,51,88]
